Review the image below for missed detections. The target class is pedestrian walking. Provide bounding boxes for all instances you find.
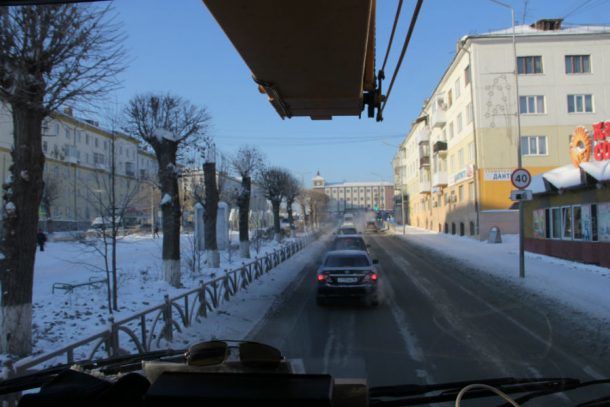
[36,229,47,252]
[153,225,160,238]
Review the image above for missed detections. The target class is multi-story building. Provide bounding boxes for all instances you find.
[312,172,393,212]
[0,105,160,231]
[392,19,610,239]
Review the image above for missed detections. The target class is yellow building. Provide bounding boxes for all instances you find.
[393,20,610,239]
[0,105,159,231]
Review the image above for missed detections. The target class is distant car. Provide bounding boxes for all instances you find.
[336,226,359,235]
[316,250,379,306]
[365,221,379,233]
[343,213,354,224]
[329,234,369,253]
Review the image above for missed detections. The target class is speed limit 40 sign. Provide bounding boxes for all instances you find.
[511,168,531,189]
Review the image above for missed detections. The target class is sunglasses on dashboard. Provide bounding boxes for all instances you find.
[184,340,283,368]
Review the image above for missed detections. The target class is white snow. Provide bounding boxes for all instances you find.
[5,202,15,214]
[3,232,287,365]
[389,225,610,322]
[160,193,172,206]
[543,164,582,189]
[152,127,176,142]
[173,236,328,346]
[19,170,29,181]
[581,160,610,182]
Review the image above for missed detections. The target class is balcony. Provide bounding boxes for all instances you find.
[433,141,447,156]
[432,171,448,187]
[94,162,108,171]
[419,179,431,194]
[415,128,430,145]
[429,106,447,128]
[419,156,430,168]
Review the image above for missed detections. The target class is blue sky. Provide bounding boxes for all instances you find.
[109,0,610,186]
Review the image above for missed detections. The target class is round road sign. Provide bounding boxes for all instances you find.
[511,168,531,189]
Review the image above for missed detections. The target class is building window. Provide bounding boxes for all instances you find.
[465,103,473,124]
[519,95,545,114]
[448,122,454,139]
[567,94,593,113]
[459,222,464,236]
[573,205,583,239]
[551,207,561,239]
[565,55,590,74]
[464,65,471,86]
[468,142,474,162]
[447,89,453,108]
[517,56,542,74]
[562,206,572,239]
[458,148,464,167]
[458,185,464,202]
[469,182,475,201]
[43,141,48,153]
[65,128,71,139]
[456,113,463,133]
[85,134,90,145]
[94,138,99,148]
[454,78,461,99]
[520,136,547,156]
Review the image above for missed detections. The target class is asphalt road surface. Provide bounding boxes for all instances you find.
[249,231,610,405]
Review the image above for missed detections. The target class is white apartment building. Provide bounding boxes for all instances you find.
[393,19,610,238]
[312,172,394,212]
[0,105,159,231]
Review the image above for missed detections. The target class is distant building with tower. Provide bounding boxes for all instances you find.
[312,171,394,212]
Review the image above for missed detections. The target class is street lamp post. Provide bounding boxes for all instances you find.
[489,0,525,278]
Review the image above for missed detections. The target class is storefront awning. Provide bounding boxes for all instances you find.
[580,160,610,182]
[536,161,610,193]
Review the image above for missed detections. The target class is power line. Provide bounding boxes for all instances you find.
[563,0,593,18]
[378,0,425,119]
[380,0,404,75]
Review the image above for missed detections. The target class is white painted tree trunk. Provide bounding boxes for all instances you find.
[0,303,32,355]
[163,259,181,288]
[205,249,220,268]
[239,241,250,259]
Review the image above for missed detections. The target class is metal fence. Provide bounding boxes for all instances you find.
[10,232,317,377]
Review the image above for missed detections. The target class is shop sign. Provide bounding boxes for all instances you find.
[592,121,610,161]
[570,122,610,166]
[450,165,474,185]
[484,168,512,181]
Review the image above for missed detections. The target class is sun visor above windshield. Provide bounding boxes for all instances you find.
[202,0,376,120]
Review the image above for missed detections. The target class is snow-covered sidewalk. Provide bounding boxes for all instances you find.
[389,225,610,323]
[29,233,284,358]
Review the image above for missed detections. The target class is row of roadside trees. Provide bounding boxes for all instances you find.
[0,3,329,356]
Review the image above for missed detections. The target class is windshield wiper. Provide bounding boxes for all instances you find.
[0,348,185,396]
[369,377,581,406]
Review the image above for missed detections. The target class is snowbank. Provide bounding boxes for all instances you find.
[390,225,610,322]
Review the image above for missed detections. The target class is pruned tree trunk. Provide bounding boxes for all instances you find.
[238,176,251,258]
[203,161,219,267]
[0,106,45,355]
[158,147,182,287]
[271,200,281,242]
[287,200,296,237]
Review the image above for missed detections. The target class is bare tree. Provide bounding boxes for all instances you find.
[202,147,220,267]
[258,167,290,242]
[40,173,61,233]
[79,128,140,312]
[296,189,309,232]
[0,4,126,355]
[79,174,139,314]
[124,93,210,287]
[283,174,301,237]
[306,189,329,229]
[231,146,264,258]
